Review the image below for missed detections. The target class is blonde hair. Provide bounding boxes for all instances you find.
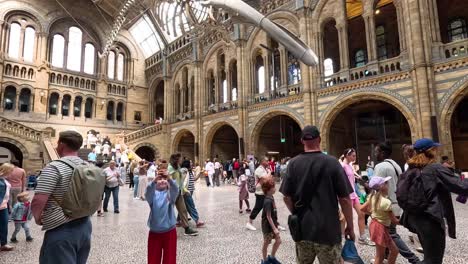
[368,190,383,213]
[407,147,437,168]
[0,163,14,177]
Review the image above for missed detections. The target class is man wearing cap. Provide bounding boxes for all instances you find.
[32,131,92,264]
[280,126,355,263]
[374,141,420,264]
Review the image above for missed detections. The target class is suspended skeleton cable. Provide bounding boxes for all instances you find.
[54,0,100,45]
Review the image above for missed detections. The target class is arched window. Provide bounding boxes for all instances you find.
[67,27,82,71]
[85,98,93,118]
[448,18,468,42]
[287,52,301,85]
[49,93,59,115]
[324,58,334,77]
[51,35,65,68]
[107,101,114,121]
[116,102,124,121]
[255,55,265,94]
[3,86,16,110]
[108,51,115,79]
[61,95,71,116]
[207,71,215,106]
[84,43,95,74]
[376,26,387,60]
[23,27,36,62]
[230,61,238,101]
[19,89,31,112]
[222,79,228,104]
[355,49,367,67]
[117,54,124,81]
[73,96,82,117]
[8,23,21,59]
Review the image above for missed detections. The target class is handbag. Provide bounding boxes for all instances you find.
[118,177,125,186]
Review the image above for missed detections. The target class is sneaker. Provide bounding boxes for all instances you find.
[133,197,139,200]
[97,212,104,217]
[114,210,120,214]
[268,255,282,264]
[196,221,205,228]
[358,237,376,246]
[26,237,33,242]
[371,259,388,264]
[184,228,199,236]
[246,222,257,231]
[278,225,286,231]
[10,238,18,243]
[0,244,14,251]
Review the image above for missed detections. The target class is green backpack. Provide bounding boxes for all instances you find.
[53,158,106,219]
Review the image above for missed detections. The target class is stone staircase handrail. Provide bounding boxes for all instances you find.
[124,124,164,144]
[0,116,44,142]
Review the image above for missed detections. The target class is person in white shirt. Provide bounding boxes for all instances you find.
[205,159,215,188]
[147,163,157,185]
[103,161,121,213]
[214,158,221,187]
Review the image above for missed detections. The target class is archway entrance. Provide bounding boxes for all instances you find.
[256,115,302,159]
[0,141,24,166]
[135,146,156,162]
[210,125,239,161]
[451,96,468,170]
[328,100,411,169]
[176,131,195,161]
[153,81,164,122]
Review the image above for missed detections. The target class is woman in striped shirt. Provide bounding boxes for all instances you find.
[181,160,205,228]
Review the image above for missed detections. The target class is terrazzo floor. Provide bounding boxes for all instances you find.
[1,182,467,264]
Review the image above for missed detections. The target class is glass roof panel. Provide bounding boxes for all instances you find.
[130,14,164,58]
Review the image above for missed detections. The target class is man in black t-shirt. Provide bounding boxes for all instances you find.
[280,126,355,264]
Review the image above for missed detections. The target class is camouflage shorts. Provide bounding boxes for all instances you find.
[296,241,342,264]
[263,232,278,244]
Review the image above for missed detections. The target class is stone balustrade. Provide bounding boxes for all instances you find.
[124,124,164,144]
[49,70,97,91]
[443,39,468,59]
[107,82,127,97]
[251,84,302,104]
[0,116,43,142]
[4,61,35,81]
[324,55,404,87]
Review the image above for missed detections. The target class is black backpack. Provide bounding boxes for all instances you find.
[396,168,429,213]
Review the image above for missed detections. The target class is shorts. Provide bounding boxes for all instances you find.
[296,241,341,264]
[263,232,277,244]
[369,219,393,247]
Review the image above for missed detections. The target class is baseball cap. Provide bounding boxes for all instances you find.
[369,176,392,190]
[301,125,320,140]
[413,138,441,153]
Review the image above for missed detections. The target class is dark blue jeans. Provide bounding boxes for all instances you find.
[39,217,92,264]
[0,208,8,246]
[184,193,199,222]
[103,186,119,211]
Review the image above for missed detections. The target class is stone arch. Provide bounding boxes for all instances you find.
[171,129,196,161]
[203,121,240,159]
[202,41,234,71]
[249,108,305,156]
[0,3,47,32]
[134,142,160,161]
[0,136,30,166]
[318,89,417,151]
[246,10,300,51]
[438,75,468,157]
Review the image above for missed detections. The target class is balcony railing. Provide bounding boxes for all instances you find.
[49,70,97,91]
[251,84,302,104]
[324,55,404,87]
[107,82,127,97]
[0,116,43,142]
[4,61,35,81]
[124,124,164,144]
[442,39,468,59]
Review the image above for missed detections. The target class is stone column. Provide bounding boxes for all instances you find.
[0,21,6,53]
[81,99,86,118]
[280,48,288,89]
[57,95,63,117]
[363,12,377,62]
[113,101,117,124]
[336,22,350,71]
[263,54,270,95]
[163,78,173,122]
[188,80,193,112]
[237,37,249,159]
[180,86,184,114]
[226,70,232,103]
[15,92,20,112]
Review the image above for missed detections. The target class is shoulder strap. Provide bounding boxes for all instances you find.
[54,158,78,170]
[385,160,400,177]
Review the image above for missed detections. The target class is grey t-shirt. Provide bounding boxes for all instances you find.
[374,159,402,216]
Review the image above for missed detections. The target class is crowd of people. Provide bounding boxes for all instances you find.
[0,127,467,264]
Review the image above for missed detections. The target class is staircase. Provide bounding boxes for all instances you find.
[0,116,57,165]
[124,124,165,145]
